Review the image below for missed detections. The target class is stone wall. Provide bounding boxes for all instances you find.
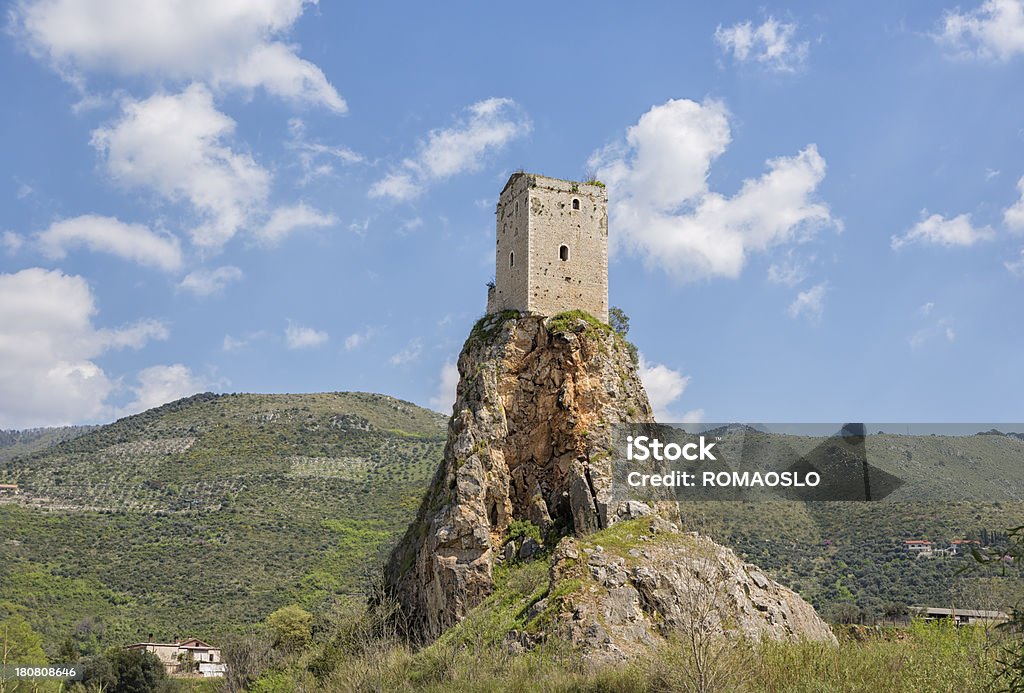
[488,174,608,322]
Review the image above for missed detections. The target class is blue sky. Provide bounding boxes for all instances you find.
[1,0,1023,428]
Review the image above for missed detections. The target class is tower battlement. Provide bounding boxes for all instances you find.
[486,173,608,322]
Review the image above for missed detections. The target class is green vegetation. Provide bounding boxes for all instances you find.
[0,392,446,658]
[223,556,1010,692]
[547,310,614,337]
[466,310,520,349]
[0,425,95,464]
[265,606,313,652]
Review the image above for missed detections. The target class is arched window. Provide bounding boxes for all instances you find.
[509,251,514,268]
[559,245,569,261]
[514,200,519,214]
[572,198,580,210]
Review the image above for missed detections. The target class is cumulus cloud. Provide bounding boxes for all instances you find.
[935,0,1024,61]
[1006,249,1024,276]
[0,267,167,427]
[591,98,836,282]
[257,202,336,245]
[89,91,254,241]
[178,265,244,296]
[36,214,183,271]
[637,355,701,423]
[715,17,809,72]
[14,0,345,111]
[787,282,827,322]
[370,98,531,201]
[1005,176,1024,231]
[2,231,25,253]
[91,84,271,249]
[285,321,328,349]
[891,212,995,249]
[428,359,460,414]
[118,364,209,416]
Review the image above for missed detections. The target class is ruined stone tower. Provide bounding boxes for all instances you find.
[486,173,608,322]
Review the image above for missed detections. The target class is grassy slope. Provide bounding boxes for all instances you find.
[1,394,1022,657]
[0,392,446,654]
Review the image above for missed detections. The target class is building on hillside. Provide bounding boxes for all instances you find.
[486,173,609,322]
[910,606,1009,626]
[948,539,981,555]
[127,638,225,678]
[0,483,19,494]
[903,539,933,557]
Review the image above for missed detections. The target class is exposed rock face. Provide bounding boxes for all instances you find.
[384,312,652,641]
[539,518,837,664]
[384,311,835,655]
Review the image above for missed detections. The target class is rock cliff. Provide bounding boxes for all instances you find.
[385,311,652,640]
[384,311,835,652]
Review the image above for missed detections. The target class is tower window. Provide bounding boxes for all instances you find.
[559,245,569,261]
[572,198,580,210]
[514,200,519,214]
[509,251,514,268]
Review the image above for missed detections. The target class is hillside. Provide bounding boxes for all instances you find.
[1,390,1021,660]
[0,425,96,463]
[0,392,446,654]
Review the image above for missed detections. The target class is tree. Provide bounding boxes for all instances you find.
[609,306,630,336]
[266,605,313,652]
[104,648,166,693]
[0,616,47,666]
[222,633,275,693]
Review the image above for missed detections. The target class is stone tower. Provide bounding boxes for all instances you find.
[486,173,608,322]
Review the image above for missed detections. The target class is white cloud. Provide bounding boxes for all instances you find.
[119,364,209,416]
[401,217,424,233]
[428,359,459,413]
[257,202,336,245]
[920,301,936,316]
[223,334,247,351]
[285,321,328,349]
[767,255,808,286]
[389,338,423,365]
[787,282,827,322]
[287,117,363,184]
[638,355,693,422]
[15,0,345,111]
[1005,176,1024,231]
[344,327,375,351]
[715,17,809,72]
[935,0,1024,61]
[0,267,167,427]
[2,231,25,253]
[591,98,836,282]
[891,212,995,249]
[178,265,243,296]
[909,318,958,348]
[36,214,183,271]
[1005,249,1024,275]
[370,98,531,201]
[91,84,271,249]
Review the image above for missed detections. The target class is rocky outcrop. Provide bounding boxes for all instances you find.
[384,312,653,641]
[384,310,835,655]
[537,517,836,664]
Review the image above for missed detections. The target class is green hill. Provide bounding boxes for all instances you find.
[0,392,446,654]
[2,399,1022,660]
